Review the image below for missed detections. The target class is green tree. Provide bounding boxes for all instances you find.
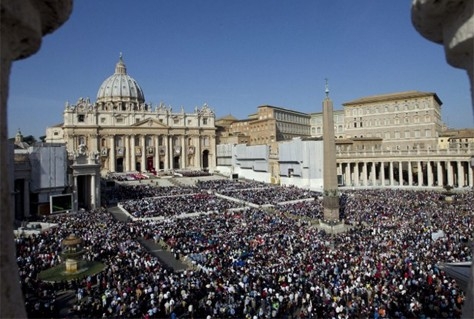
[22,135,36,145]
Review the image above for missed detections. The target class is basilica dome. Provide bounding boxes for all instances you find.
[96,55,145,104]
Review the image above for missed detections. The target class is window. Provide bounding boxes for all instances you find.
[425,129,431,137]
[78,114,85,122]
[203,118,208,125]
[53,131,59,136]
[100,117,106,123]
[174,119,179,124]
[116,118,123,123]
[405,131,410,138]
[414,130,420,138]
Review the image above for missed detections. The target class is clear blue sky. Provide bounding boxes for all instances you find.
[8,0,473,139]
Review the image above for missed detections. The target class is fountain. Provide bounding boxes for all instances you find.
[61,234,85,274]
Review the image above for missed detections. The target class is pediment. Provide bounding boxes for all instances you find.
[131,118,169,128]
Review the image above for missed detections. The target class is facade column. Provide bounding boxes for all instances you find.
[73,176,79,212]
[380,161,385,186]
[447,161,454,186]
[195,135,201,169]
[437,161,444,187]
[141,135,146,172]
[110,135,116,172]
[124,135,130,172]
[164,135,169,170]
[90,133,98,154]
[131,135,136,171]
[169,135,174,170]
[427,161,433,187]
[457,161,464,187]
[354,163,360,186]
[154,135,160,172]
[90,174,96,209]
[181,135,186,169]
[417,161,423,186]
[23,180,30,217]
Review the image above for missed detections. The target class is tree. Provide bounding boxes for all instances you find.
[22,135,36,145]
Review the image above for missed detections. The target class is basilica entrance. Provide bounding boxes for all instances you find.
[202,150,209,170]
[173,156,180,169]
[115,158,123,172]
[76,175,91,210]
[147,157,154,171]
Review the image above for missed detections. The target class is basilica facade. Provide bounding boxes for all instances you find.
[46,55,216,176]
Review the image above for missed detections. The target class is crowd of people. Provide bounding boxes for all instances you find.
[15,180,473,318]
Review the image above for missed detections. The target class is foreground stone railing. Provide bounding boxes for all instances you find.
[1,1,72,318]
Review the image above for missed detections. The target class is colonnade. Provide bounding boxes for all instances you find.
[338,158,474,188]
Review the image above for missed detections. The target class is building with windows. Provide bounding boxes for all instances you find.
[342,91,442,151]
[46,55,216,175]
[216,90,473,189]
[310,109,345,138]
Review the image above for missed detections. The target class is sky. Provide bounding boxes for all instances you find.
[7,0,473,139]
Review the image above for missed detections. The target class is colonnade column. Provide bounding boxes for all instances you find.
[344,163,351,186]
[447,161,454,186]
[380,161,385,186]
[417,161,423,186]
[354,163,360,186]
[362,162,368,186]
[437,161,444,186]
[427,161,433,187]
[130,135,136,172]
[457,161,465,186]
[389,161,394,186]
[468,162,474,187]
[408,162,413,186]
[110,135,115,172]
[140,135,146,172]
[401,161,405,186]
[371,162,377,186]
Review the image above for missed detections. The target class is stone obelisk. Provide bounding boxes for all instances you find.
[322,80,340,222]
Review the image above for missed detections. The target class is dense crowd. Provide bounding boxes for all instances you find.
[121,193,245,218]
[16,182,473,318]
